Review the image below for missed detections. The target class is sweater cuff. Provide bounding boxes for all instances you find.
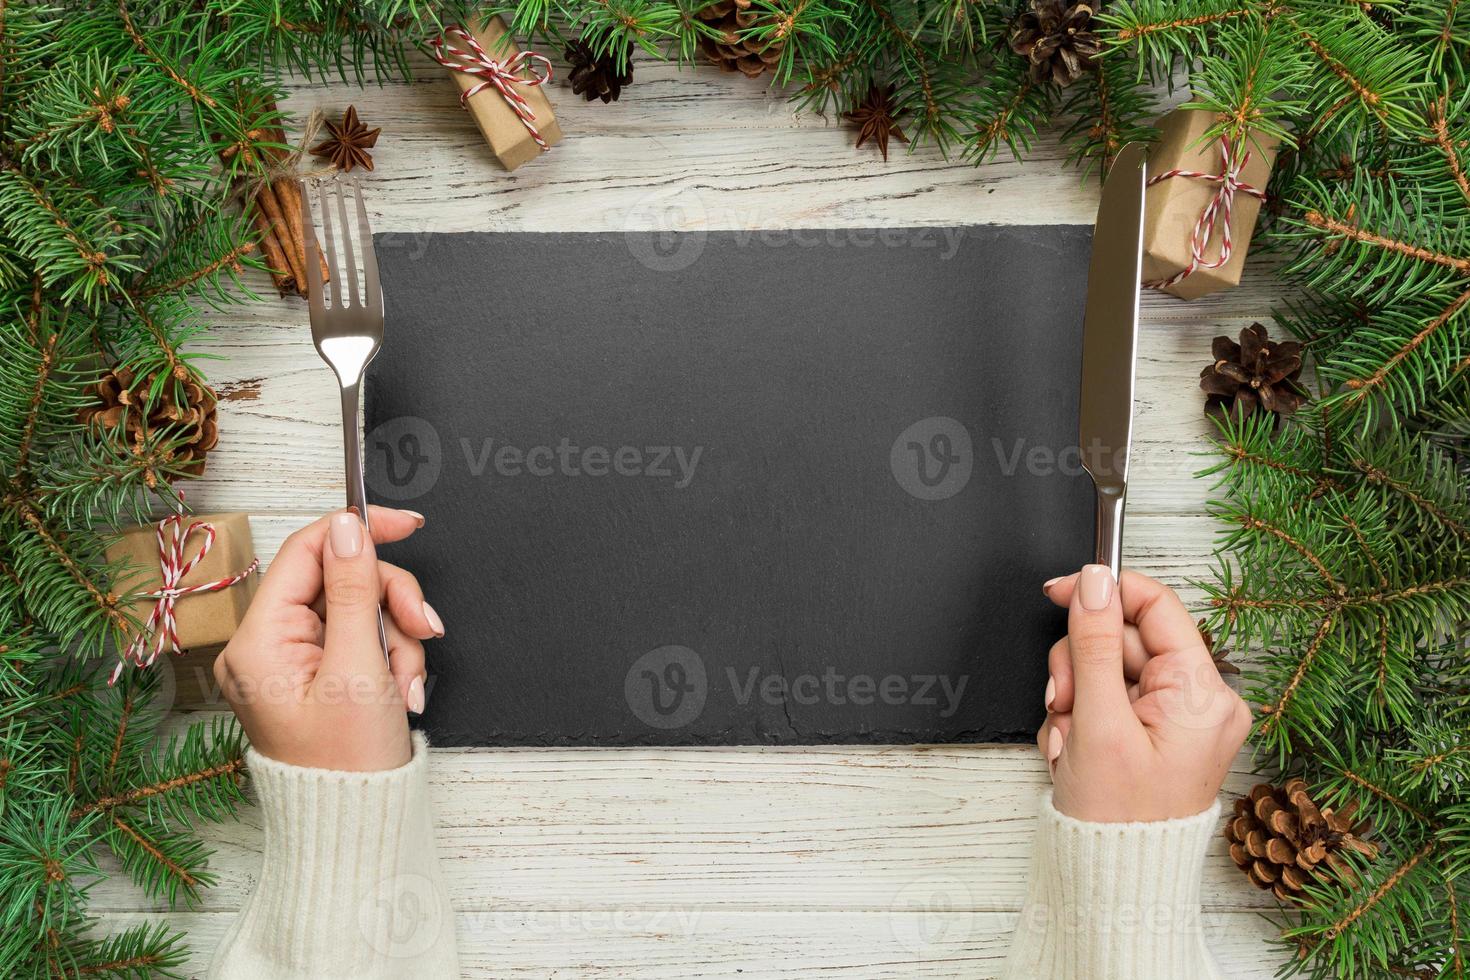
[1001,793,1223,980]
[209,732,459,980]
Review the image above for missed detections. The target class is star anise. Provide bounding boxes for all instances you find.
[311,106,381,173]
[1201,323,1309,424]
[844,83,909,162]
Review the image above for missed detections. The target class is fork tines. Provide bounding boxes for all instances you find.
[301,176,381,315]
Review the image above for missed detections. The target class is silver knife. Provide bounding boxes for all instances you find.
[1078,142,1147,580]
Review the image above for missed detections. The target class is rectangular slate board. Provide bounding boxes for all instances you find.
[365,227,1094,746]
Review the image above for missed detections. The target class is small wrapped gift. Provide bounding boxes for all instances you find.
[107,512,259,679]
[431,16,563,171]
[1141,108,1279,300]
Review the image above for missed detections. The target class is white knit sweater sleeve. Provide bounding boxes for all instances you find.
[1000,792,1224,980]
[208,732,460,980]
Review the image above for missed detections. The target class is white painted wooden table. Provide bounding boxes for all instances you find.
[97,53,1289,977]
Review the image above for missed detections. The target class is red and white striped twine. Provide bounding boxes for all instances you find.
[1144,135,1267,289]
[110,513,259,684]
[429,25,554,151]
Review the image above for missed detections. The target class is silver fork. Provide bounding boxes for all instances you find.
[300,176,390,664]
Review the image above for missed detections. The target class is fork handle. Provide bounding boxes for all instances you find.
[341,380,392,665]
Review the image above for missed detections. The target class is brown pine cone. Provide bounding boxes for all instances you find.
[78,365,219,482]
[1225,781,1378,904]
[1201,323,1309,424]
[1196,618,1240,676]
[565,39,633,103]
[1008,0,1102,87]
[695,0,784,78]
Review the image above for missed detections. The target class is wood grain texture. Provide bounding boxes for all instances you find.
[89,739,1276,915]
[122,54,1290,976]
[96,910,1284,978]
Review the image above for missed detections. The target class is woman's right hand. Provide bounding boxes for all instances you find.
[214,507,444,772]
[1037,566,1252,823]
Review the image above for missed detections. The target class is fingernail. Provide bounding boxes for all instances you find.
[1042,576,1062,595]
[1078,564,1113,611]
[407,675,426,714]
[400,509,426,527]
[329,512,362,558]
[1045,676,1056,712]
[422,601,445,637]
[1047,726,1064,765]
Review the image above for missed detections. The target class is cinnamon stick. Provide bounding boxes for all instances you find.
[249,206,295,295]
[263,125,322,286]
[270,170,328,287]
[266,123,332,288]
[221,105,334,297]
[254,181,308,290]
[272,176,310,280]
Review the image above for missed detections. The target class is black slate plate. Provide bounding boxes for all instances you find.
[365,226,1093,745]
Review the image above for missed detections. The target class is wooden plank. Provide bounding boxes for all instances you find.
[280,57,1101,232]
[94,908,1282,978]
[86,745,1273,915]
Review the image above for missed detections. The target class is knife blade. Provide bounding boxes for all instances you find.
[1078,142,1147,579]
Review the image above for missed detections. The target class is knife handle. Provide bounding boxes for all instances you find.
[1093,485,1126,580]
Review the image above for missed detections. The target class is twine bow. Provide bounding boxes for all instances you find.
[429,25,554,151]
[110,514,259,684]
[1144,135,1267,289]
[227,108,334,210]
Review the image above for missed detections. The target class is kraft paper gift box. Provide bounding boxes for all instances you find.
[1141,108,1279,300]
[107,512,259,653]
[444,16,563,171]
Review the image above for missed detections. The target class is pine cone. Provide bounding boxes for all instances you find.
[1008,0,1102,87]
[565,39,633,103]
[1201,322,1309,424]
[1225,781,1378,904]
[695,0,784,78]
[1196,618,1240,676]
[78,365,219,482]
